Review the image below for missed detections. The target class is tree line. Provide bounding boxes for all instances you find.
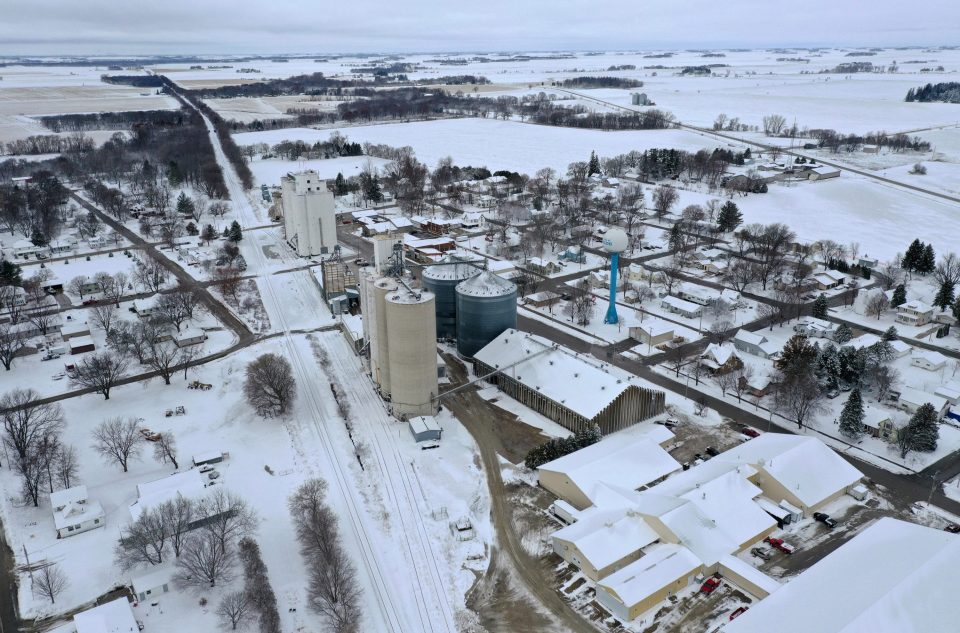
[558,76,643,89]
[905,82,960,104]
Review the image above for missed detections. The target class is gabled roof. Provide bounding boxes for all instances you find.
[50,485,87,508]
[553,507,660,571]
[598,544,702,607]
[130,470,206,521]
[74,597,138,633]
[725,518,960,633]
[54,499,104,530]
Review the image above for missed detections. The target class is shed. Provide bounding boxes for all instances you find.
[69,335,96,354]
[132,565,176,602]
[192,451,225,467]
[408,416,442,442]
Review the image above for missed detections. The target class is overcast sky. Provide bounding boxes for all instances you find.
[2,0,958,56]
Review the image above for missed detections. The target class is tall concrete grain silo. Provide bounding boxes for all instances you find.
[420,256,480,340]
[385,288,438,418]
[369,277,398,396]
[455,271,517,358]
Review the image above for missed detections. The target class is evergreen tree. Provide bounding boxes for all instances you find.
[175,191,195,217]
[167,160,183,186]
[899,403,939,458]
[777,334,818,376]
[0,259,23,286]
[30,228,48,247]
[882,326,898,342]
[934,281,955,310]
[817,344,841,388]
[334,172,347,196]
[902,239,924,272]
[716,201,743,232]
[891,283,907,307]
[668,222,685,252]
[228,221,243,243]
[200,224,217,245]
[919,243,936,274]
[833,323,853,344]
[838,389,865,439]
[811,294,829,319]
[588,151,601,176]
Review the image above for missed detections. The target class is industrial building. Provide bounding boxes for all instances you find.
[543,433,863,623]
[421,255,480,339]
[473,329,666,434]
[455,270,517,358]
[280,170,337,257]
[372,233,404,276]
[316,259,358,314]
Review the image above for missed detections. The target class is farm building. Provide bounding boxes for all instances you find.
[726,518,960,633]
[473,329,666,435]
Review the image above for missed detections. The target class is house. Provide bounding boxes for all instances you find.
[131,297,158,319]
[526,257,560,276]
[408,416,442,442]
[731,329,780,359]
[726,518,960,633]
[806,166,841,181]
[589,269,625,291]
[460,212,485,230]
[660,296,702,319]
[525,290,561,308]
[73,597,139,633]
[12,239,41,259]
[699,343,743,374]
[559,245,586,264]
[626,262,656,283]
[192,451,225,467]
[2,286,27,309]
[60,321,91,341]
[48,237,76,255]
[69,335,96,354]
[858,255,879,269]
[897,300,934,326]
[911,349,948,372]
[603,177,621,188]
[628,317,675,348]
[812,270,847,290]
[474,330,666,436]
[841,333,881,351]
[862,144,880,154]
[51,485,104,538]
[862,406,900,442]
[132,565,176,602]
[934,382,960,406]
[538,430,680,510]
[129,470,219,527]
[741,372,774,398]
[897,387,949,418]
[889,339,912,358]
[792,316,836,339]
[174,328,207,348]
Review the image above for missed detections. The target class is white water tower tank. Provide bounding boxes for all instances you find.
[602,227,629,253]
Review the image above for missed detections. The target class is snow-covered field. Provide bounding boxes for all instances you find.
[247,155,391,188]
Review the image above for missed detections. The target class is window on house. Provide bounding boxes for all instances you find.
[67,526,74,532]
[94,519,100,524]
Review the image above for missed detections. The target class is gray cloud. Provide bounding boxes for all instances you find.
[0,0,957,56]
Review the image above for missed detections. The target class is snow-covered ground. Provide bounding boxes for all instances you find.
[247,155,391,188]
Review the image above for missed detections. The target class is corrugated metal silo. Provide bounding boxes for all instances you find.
[385,288,438,417]
[421,256,479,339]
[455,271,517,358]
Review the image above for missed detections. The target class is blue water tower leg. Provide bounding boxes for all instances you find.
[604,253,619,324]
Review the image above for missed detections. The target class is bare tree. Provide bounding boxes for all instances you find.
[155,292,190,332]
[1,388,64,463]
[158,496,195,557]
[91,416,143,472]
[865,292,890,320]
[725,259,758,293]
[153,432,179,470]
[214,266,243,306]
[33,563,67,604]
[652,185,679,221]
[177,530,235,588]
[198,489,259,553]
[873,365,900,402]
[15,447,52,507]
[239,538,282,633]
[715,368,736,397]
[217,590,252,631]
[147,340,183,386]
[69,351,129,399]
[133,256,169,293]
[668,346,686,378]
[67,275,91,300]
[763,114,787,136]
[0,322,26,371]
[774,373,826,429]
[90,304,119,337]
[53,444,80,489]
[116,507,169,569]
[244,354,297,417]
[731,364,755,403]
[107,271,129,307]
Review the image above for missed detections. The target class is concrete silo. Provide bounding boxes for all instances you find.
[455,271,517,358]
[385,288,438,418]
[369,277,398,396]
[420,256,480,340]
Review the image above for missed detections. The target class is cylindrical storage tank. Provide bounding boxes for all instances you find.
[370,277,398,395]
[385,289,438,418]
[455,271,517,358]
[421,256,479,340]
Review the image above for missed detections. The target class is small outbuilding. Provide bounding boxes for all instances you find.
[132,565,176,603]
[69,335,96,354]
[408,416,442,442]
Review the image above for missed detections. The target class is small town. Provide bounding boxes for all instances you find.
[0,2,959,633]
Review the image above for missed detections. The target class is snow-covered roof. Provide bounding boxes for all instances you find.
[50,485,87,509]
[899,300,932,313]
[553,507,660,571]
[795,316,835,331]
[912,349,948,366]
[733,329,766,346]
[661,295,701,313]
[474,329,659,420]
[130,470,207,521]
[842,333,881,350]
[715,435,862,509]
[73,597,138,633]
[69,335,95,350]
[456,271,516,298]
[539,435,681,504]
[409,416,441,434]
[701,343,739,367]
[598,543,702,607]
[53,499,104,530]
[628,317,675,338]
[862,405,893,429]
[718,554,781,596]
[132,565,176,594]
[898,387,948,413]
[60,321,91,336]
[889,339,911,355]
[725,518,960,633]
[526,290,560,302]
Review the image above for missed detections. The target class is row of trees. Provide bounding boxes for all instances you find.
[524,424,602,469]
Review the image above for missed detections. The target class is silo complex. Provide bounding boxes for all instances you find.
[385,289,438,418]
[421,256,479,339]
[455,271,518,358]
[369,277,398,396]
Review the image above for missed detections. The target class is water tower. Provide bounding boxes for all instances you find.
[601,227,628,324]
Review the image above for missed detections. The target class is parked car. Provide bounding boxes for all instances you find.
[741,427,760,438]
[764,537,795,554]
[945,524,960,533]
[813,512,838,528]
[560,292,572,301]
[750,547,772,561]
[705,446,720,457]
[700,577,722,594]
[729,606,749,621]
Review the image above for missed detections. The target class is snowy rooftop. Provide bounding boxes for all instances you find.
[540,435,681,505]
[726,518,960,633]
[50,484,87,509]
[719,554,781,596]
[553,507,660,571]
[598,543,702,608]
[386,288,435,305]
[130,470,207,521]
[455,271,516,298]
[73,597,138,633]
[912,349,948,365]
[661,295,701,313]
[421,255,480,281]
[53,499,104,530]
[409,416,441,434]
[475,329,659,420]
[715,435,863,509]
[132,564,177,594]
[701,343,738,367]
[898,387,948,413]
[628,316,675,337]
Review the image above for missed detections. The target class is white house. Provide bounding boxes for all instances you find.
[911,349,948,372]
[73,597,139,633]
[628,317,675,347]
[699,343,743,374]
[174,328,207,347]
[660,295,702,318]
[897,387,949,418]
[793,316,836,339]
[812,270,847,290]
[132,565,176,602]
[897,301,934,327]
[732,329,780,359]
[51,485,105,538]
